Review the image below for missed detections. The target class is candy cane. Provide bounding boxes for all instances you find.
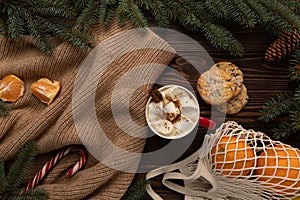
[24,146,87,192]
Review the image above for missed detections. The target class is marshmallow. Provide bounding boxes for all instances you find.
[164,101,181,121]
[151,119,175,136]
[161,88,177,105]
[148,101,164,122]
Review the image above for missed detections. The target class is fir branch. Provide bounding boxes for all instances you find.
[116,0,148,28]
[98,1,116,26]
[0,17,7,31]
[253,0,299,36]
[204,0,230,20]
[258,0,300,32]
[0,161,5,184]
[31,7,76,18]
[67,0,89,8]
[127,0,148,28]
[171,1,203,31]
[116,0,130,26]
[226,0,258,28]
[74,0,98,32]
[289,48,300,81]
[18,188,48,200]
[37,16,92,50]
[272,121,296,139]
[25,14,53,54]
[7,10,26,40]
[278,0,300,14]
[0,0,91,54]
[245,0,271,23]
[201,22,245,57]
[294,85,300,102]
[0,141,47,199]
[0,100,9,116]
[290,110,300,130]
[3,141,37,192]
[258,91,296,122]
[259,49,300,138]
[1,0,300,56]
[136,0,171,27]
[121,179,150,200]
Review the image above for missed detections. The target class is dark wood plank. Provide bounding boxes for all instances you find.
[132,24,299,200]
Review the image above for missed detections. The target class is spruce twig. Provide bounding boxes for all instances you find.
[226,0,258,28]
[0,0,88,54]
[259,47,300,139]
[1,0,300,56]
[0,100,9,116]
[272,122,296,139]
[289,48,300,81]
[121,179,150,200]
[258,91,296,122]
[258,0,300,35]
[0,141,48,199]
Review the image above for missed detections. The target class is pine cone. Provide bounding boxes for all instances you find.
[265,31,300,62]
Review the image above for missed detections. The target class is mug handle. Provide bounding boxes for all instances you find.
[199,116,216,130]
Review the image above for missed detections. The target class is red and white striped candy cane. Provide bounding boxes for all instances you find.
[24,146,87,192]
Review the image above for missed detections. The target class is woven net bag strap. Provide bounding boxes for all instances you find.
[145,150,200,200]
[161,158,221,200]
[146,135,218,200]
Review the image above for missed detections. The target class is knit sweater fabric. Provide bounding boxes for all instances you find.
[0,21,175,199]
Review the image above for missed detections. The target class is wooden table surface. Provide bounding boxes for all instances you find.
[132,24,299,199]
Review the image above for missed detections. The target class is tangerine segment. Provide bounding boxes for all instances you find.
[256,144,300,194]
[30,78,60,105]
[0,74,25,102]
[211,135,255,177]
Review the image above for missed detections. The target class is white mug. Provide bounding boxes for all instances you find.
[145,85,216,139]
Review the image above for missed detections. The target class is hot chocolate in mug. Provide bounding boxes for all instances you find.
[145,85,216,139]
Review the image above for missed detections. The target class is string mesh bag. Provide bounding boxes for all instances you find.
[146,121,300,200]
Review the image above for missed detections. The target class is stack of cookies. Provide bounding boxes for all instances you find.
[197,62,248,115]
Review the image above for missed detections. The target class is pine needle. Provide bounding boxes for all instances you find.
[121,179,150,200]
[258,91,296,122]
[0,100,10,116]
[4,141,37,192]
[20,188,48,200]
[0,161,5,186]
[289,48,300,81]
[259,43,300,139]
[2,0,300,55]
[272,122,295,139]
[0,141,48,199]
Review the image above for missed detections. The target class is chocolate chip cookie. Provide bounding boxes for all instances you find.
[214,62,244,97]
[216,84,248,114]
[197,66,238,105]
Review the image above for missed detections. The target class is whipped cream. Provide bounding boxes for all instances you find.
[147,85,199,138]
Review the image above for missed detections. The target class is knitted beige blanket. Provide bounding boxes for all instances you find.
[0,22,175,199]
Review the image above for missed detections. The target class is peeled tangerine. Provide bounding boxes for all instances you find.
[0,74,25,102]
[211,135,255,177]
[256,144,300,195]
[30,78,60,105]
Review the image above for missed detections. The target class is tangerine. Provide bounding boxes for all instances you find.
[211,135,255,177]
[30,78,60,105]
[256,144,300,195]
[0,74,25,102]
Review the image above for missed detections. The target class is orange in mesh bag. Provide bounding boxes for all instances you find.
[210,135,255,177]
[256,144,300,196]
[146,121,300,200]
